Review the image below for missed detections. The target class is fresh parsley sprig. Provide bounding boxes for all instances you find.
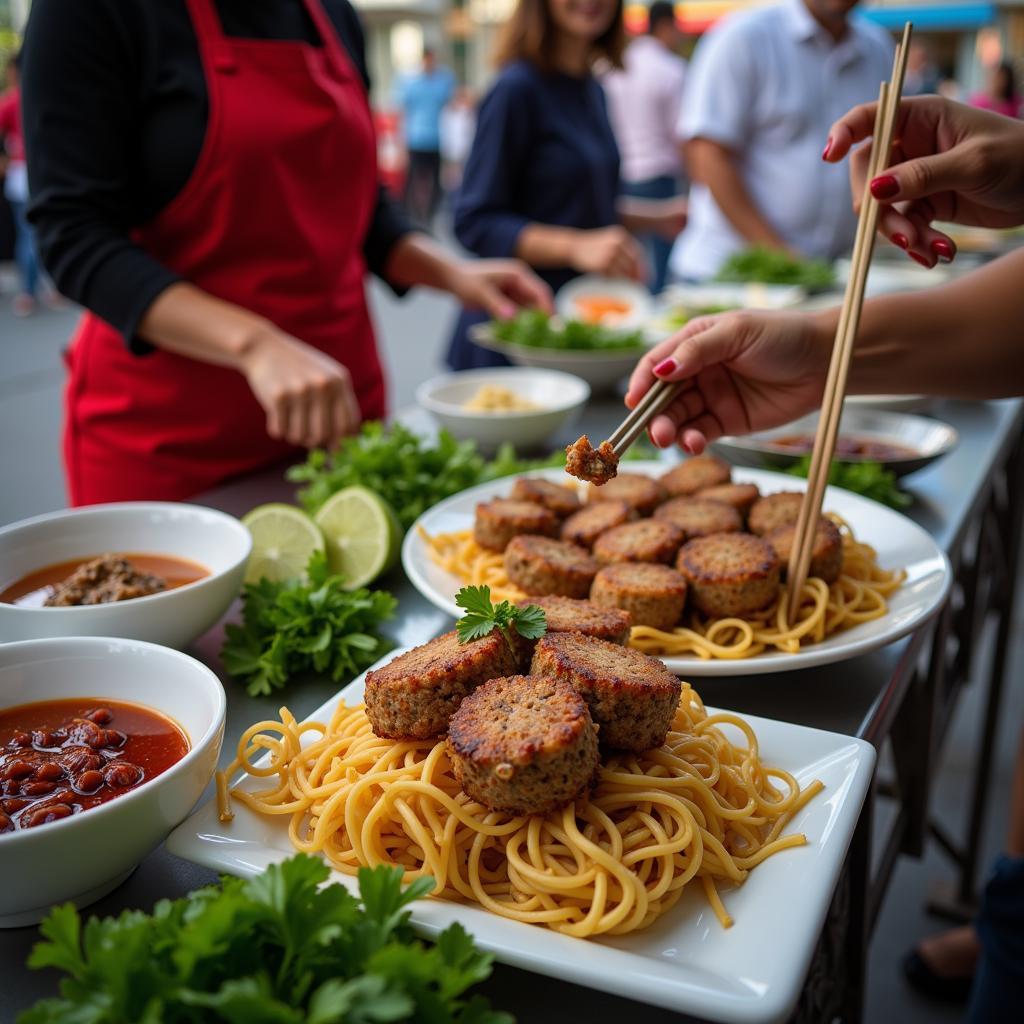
[222,551,396,696]
[787,455,912,510]
[20,855,513,1024]
[455,585,546,653]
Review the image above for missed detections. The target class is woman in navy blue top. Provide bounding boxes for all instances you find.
[448,0,651,369]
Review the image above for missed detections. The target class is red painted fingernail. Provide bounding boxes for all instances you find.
[892,233,909,250]
[931,239,955,263]
[821,137,833,161]
[870,174,900,200]
[909,252,933,268]
[653,357,677,376]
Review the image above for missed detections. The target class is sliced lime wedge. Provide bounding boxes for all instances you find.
[240,503,325,584]
[313,486,401,590]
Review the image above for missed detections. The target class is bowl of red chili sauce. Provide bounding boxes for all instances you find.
[0,636,225,926]
[0,502,251,648]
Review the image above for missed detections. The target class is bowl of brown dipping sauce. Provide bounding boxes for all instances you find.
[0,502,251,648]
[712,409,959,479]
[0,636,225,926]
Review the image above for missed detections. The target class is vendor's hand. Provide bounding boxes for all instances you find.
[824,96,1024,268]
[653,196,689,241]
[241,328,362,450]
[625,311,831,453]
[570,226,647,281]
[449,259,554,320]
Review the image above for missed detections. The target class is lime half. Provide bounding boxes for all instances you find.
[241,503,325,584]
[313,486,401,590]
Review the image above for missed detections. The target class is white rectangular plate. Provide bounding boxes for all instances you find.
[167,653,876,1024]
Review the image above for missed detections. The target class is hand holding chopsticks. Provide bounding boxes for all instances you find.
[785,23,914,622]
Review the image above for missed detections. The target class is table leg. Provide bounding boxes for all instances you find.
[929,434,1024,918]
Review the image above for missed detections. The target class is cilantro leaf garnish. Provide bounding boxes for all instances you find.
[455,586,547,653]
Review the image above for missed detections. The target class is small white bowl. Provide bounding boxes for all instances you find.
[416,367,590,453]
[0,502,251,648]
[0,637,225,925]
[555,275,653,330]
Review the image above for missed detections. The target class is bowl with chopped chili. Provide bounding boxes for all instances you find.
[0,502,251,648]
[0,636,225,926]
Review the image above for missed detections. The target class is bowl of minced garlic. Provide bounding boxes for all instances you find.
[416,367,590,453]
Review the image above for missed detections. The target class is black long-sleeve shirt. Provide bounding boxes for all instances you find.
[21,0,411,350]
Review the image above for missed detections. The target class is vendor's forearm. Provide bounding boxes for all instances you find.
[515,224,583,268]
[137,282,278,370]
[687,139,788,250]
[814,249,1024,398]
[383,233,461,293]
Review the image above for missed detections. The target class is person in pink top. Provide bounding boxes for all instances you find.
[0,53,40,317]
[603,1,688,293]
[970,62,1021,120]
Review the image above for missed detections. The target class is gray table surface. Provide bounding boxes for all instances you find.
[3,396,1021,1023]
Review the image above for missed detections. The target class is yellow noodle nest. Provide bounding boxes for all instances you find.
[224,685,822,938]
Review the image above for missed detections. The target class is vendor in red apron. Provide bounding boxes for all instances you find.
[20,0,550,505]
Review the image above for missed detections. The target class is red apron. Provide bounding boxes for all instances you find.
[64,0,384,505]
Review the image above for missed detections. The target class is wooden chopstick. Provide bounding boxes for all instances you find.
[610,380,682,458]
[785,24,913,622]
[607,378,672,448]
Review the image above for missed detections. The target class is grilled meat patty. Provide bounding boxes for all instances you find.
[590,562,688,631]
[587,473,666,516]
[530,632,681,752]
[364,630,518,740]
[748,492,805,537]
[765,518,844,585]
[446,674,599,815]
[654,496,742,539]
[474,498,559,552]
[698,482,761,516]
[560,499,634,549]
[659,455,731,498]
[504,535,600,598]
[675,532,782,617]
[510,477,582,518]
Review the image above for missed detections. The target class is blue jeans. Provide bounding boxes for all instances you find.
[9,199,40,299]
[965,854,1024,1023]
[621,175,681,296]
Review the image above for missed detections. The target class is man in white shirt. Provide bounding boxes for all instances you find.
[604,1,687,293]
[670,0,893,281]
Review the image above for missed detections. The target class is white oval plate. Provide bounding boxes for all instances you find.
[401,464,951,676]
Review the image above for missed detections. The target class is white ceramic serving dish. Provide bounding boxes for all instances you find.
[712,409,958,478]
[468,323,649,395]
[0,637,225,926]
[555,275,653,330]
[835,256,956,297]
[843,394,933,412]
[0,502,251,649]
[168,650,876,1024]
[654,282,807,326]
[401,464,951,677]
[416,367,590,454]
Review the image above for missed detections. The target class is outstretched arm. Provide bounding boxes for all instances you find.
[625,247,1024,452]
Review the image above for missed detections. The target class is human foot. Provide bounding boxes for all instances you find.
[903,925,979,1002]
